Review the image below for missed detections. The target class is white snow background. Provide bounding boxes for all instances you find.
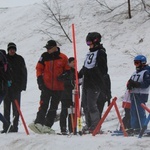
[0,0,150,149]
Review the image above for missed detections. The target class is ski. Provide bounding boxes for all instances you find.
[57,133,70,136]
[111,129,150,137]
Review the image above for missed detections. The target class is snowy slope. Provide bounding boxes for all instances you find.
[0,0,150,149]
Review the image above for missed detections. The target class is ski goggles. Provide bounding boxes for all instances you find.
[134,61,141,65]
[86,41,93,46]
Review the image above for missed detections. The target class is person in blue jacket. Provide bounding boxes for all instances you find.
[127,55,150,134]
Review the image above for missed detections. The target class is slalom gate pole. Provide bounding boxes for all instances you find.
[139,103,150,138]
[141,103,150,113]
[92,97,117,136]
[113,102,128,136]
[71,24,82,135]
[14,99,29,135]
[115,89,130,130]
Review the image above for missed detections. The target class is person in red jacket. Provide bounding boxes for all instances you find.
[29,40,69,134]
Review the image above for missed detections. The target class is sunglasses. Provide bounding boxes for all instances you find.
[86,41,93,46]
[134,61,141,65]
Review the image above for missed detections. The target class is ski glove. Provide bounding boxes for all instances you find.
[7,80,12,87]
[37,76,47,91]
[127,79,140,90]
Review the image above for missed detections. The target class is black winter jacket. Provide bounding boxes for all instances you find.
[0,50,11,96]
[58,68,75,100]
[79,44,108,91]
[7,53,27,91]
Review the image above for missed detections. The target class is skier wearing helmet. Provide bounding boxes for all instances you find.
[126,55,150,135]
[79,32,111,134]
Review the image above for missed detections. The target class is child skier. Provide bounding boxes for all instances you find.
[58,57,75,134]
[126,55,150,134]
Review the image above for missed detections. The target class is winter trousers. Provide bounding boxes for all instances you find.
[35,90,62,128]
[82,88,100,131]
[130,93,147,129]
[60,98,73,133]
[97,92,107,119]
[122,108,131,129]
[3,88,21,131]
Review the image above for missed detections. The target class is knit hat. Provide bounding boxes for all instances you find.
[68,57,75,63]
[44,40,57,49]
[7,42,17,51]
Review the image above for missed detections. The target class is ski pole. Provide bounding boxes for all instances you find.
[14,99,29,135]
[6,116,15,133]
[133,94,142,130]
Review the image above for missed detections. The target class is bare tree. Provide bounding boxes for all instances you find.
[40,0,72,43]
[128,0,132,18]
[140,0,150,15]
[96,0,150,19]
[95,0,113,12]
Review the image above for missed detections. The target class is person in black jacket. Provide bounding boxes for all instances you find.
[2,42,27,133]
[58,57,75,134]
[79,32,111,134]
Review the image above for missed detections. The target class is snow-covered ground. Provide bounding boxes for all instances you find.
[0,0,150,149]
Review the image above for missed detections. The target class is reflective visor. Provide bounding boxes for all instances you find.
[86,41,93,46]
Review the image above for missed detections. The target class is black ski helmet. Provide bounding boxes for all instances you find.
[86,32,102,45]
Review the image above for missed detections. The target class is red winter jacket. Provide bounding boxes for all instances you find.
[36,48,69,91]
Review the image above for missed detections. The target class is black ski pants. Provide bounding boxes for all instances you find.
[3,88,21,130]
[35,89,62,128]
[60,98,73,132]
[82,88,100,131]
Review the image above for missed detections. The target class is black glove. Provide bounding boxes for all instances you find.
[57,71,69,81]
[37,76,47,91]
[127,79,140,90]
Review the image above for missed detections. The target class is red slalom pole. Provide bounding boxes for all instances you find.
[14,99,29,135]
[92,97,117,136]
[71,24,82,135]
[114,102,128,136]
[141,103,150,113]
